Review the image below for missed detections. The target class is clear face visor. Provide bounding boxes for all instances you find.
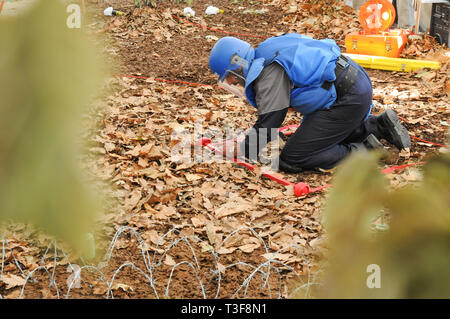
[218,69,246,98]
[217,54,248,98]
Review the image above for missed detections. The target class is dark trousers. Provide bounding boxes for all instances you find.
[279,61,381,170]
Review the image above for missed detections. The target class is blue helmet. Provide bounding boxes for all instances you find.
[209,37,254,80]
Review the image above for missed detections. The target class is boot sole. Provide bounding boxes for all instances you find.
[382,109,411,149]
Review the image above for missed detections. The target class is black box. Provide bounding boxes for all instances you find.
[430,2,450,46]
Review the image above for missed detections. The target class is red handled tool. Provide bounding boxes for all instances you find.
[199,126,334,197]
[199,137,313,196]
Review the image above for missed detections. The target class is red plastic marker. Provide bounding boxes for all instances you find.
[380,162,425,174]
[199,137,312,196]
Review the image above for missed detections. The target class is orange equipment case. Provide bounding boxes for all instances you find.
[345,0,409,58]
[345,29,408,58]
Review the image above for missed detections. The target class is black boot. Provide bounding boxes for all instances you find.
[363,134,384,150]
[376,109,411,150]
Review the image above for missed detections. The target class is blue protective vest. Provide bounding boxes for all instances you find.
[244,33,342,115]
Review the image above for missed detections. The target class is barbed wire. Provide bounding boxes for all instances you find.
[0,226,321,299]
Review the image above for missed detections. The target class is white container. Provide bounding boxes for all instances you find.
[183,7,196,17]
[104,7,114,16]
[104,7,123,16]
[205,6,220,15]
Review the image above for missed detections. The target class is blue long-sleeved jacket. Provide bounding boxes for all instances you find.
[244,33,341,115]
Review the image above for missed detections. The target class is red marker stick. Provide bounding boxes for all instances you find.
[199,137,311,196]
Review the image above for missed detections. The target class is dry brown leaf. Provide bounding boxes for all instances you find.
[153,206,178,220]
[200,241,214,253]
[272,230,293,243]
[217,262,226,273]
[215,195,253,218]
[104,142,116,152]
[140,167,164,179]
[1,274,26,290]
[137,157,149,168]
[4,289,21,299]
[185,173,203,182]
[93,285,107,295]
[202,197,213,210]
[142,230,162,245]
[249,210,269,220]
[205,222,217,246]
[262,253,295,263]
[217,247,237,255]
[247,183,260,191]
[148,147,163,160]
[191,215,208,227]
[259,188,283,199]
[164,255,176,266]
[238,243,259,253]
[112,283,134,292]
[124,189,142,211]
[125,144,141,157]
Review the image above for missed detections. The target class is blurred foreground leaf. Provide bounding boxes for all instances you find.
[0,1,104,248]
[315,149,450,298]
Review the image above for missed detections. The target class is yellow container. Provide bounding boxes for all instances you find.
[343,53,441,72]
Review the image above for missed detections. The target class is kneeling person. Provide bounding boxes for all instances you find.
[208,34,411,172]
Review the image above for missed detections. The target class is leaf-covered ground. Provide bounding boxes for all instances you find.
[0,0,448,298]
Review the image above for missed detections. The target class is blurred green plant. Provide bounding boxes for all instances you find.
[305,148,450,298]
[0,0,104,249]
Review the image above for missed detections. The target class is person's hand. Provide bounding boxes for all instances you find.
[221,139,241,159]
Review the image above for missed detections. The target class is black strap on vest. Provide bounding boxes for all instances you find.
[286,54,359,96]
[321,55,359,97]
[263,52,279,67]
